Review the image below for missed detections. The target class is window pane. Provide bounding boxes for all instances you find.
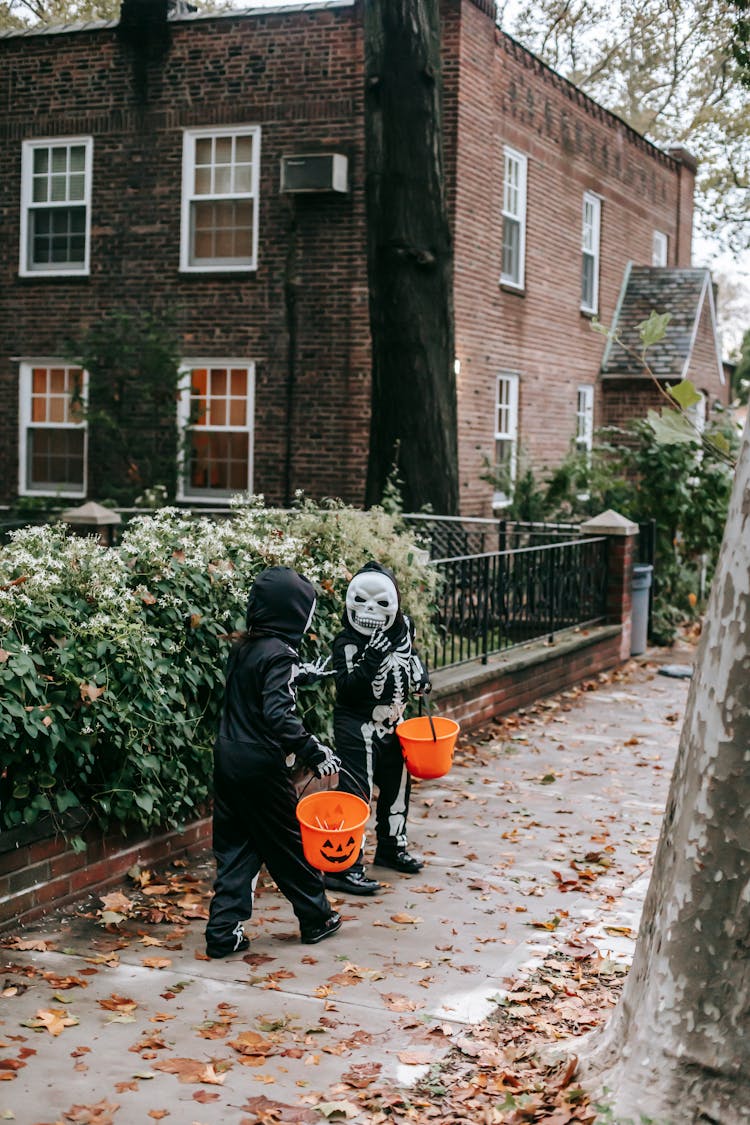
[189,431,249,492]
[235,136,253,164]
[582,253,595,308]
[32,176,49,203]
[215,136,232,164]
[502,218,519,282]
[33,148,49,175]
[234,163,252,193]
[50,174,68,202]
[51,147,67,174]
[190,200,254,263]
[230,368,247,396]
[28,428,85,489]
[214,165,232,194]
[194,166,211,195]
[210,397,227,426]
[211,368,227,397]
[68,173,85,201]
[195,137,213,166]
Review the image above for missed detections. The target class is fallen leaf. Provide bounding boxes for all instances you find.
[23,1008,79,1036]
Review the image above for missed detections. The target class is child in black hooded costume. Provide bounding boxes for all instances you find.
[205,565,342,957]
[327,561,431,896]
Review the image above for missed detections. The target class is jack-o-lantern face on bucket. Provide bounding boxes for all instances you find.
[320,835,357,865]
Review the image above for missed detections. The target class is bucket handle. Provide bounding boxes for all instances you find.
[418,693,438,742]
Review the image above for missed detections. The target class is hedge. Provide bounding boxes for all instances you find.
[0,498,436,846]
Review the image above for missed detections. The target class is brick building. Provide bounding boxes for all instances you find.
[0,0,727,516]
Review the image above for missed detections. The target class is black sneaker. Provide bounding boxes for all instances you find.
[205,936,250,959]
[373,847,424,874]
[325,867,382,896]
[300,911,342,945]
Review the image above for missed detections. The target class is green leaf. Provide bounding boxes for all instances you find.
[638,311,671,348]
[134,792,154,814]
[646,408,697,445]
[12,782,30,800]
[707,432,731,455]
[38,773,56,789]
[667,380,702,409]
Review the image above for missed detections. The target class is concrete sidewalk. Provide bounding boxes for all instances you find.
[0,656,689,1124]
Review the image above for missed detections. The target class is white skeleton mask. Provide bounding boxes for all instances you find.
[346,571,399,635]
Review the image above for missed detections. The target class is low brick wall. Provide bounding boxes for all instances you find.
[430,624,624,729]
[1,624,624,933]
[0,813,211,932]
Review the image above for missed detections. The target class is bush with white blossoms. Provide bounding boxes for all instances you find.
[0,497,437,840]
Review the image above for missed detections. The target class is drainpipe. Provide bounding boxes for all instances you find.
[283,198,300,506]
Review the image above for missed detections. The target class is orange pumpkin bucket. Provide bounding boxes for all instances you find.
[296,792,370,873]
[396,714,460,780]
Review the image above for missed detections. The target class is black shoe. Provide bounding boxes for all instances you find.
[205,935,250,959]
[325,867,382,896]
[300,911,342,945]
[373,847,424,874]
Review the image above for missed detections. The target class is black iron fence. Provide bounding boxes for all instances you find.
[428,535,609,669]
[402,513,579,558]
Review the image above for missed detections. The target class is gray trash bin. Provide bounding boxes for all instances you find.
[631,563,653,656]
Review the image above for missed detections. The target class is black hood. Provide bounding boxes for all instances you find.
[245,566,316,646]
[342,560,405,637]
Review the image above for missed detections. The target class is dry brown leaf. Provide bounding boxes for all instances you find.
[24,1008,79,1036]
[154,1057,229,1085]
[141,958,172,970]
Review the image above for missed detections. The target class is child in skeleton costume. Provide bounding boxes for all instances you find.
[205,566,342,958]
[328,561,431,896]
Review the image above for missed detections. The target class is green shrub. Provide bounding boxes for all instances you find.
[0,498,436,838]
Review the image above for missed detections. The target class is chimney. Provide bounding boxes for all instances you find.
[117,0,171,60]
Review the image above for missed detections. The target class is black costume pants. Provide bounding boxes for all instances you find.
[334,711,411,852]
[205,736,333,951]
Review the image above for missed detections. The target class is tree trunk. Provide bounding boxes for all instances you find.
[582,417,750,1123]
[363,0,458,514]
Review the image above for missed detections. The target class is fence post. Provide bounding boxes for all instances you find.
[580,509,639,662]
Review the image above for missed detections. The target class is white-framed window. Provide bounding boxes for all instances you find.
[501,147,527,289]
[18,362,88,497]
[492,372,520,507]
[687,390,707,435]
[180,126,261,272]
[575,385,595,456]
[652,230,668,267]
[581,192,601,314]
[19,137,93,276]
[177,361,255,501]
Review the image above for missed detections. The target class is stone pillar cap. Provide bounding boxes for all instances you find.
[61,501,122,526]
[580,509,638,536]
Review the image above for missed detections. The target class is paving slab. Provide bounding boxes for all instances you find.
[0,658,689,1124]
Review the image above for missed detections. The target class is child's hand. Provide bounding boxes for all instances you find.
[299,655,334,683]
[366,629,393,657]
[307,743,342,778]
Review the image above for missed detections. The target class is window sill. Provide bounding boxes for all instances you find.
[500,281,525,297]
[17,272,90,283]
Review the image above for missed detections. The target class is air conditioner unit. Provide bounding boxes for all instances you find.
[280,153,349,194]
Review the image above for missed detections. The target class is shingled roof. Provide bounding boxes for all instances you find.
[601,264,723,383]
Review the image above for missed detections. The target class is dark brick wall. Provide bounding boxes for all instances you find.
[0,5,370,506]
[0,814,211,930]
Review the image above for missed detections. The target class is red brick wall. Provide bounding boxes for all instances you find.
[452,0,694,515]
[435,629,623,729]
[0,1,701,513]
[688,286,729,408]
[0,815,211,931]
[0,5,370,507]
